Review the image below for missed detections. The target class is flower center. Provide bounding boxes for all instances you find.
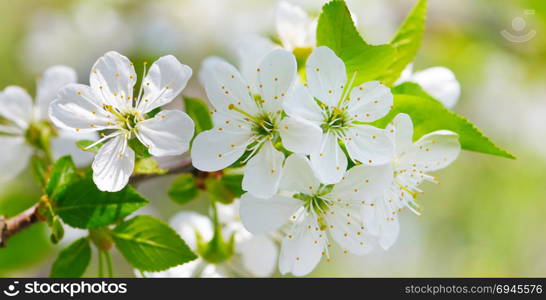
[227,103,280,140]
[103,105,143,132]
[293,184,334,218]
[251,112,278,139]
[321,106,350,136]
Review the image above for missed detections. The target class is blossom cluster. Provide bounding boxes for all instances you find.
[0,1,463,277]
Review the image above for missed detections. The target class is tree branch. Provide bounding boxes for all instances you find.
[0,158,196,248]
[129,157,196,185]
[0,204,42,247]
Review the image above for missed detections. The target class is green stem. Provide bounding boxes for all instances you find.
[98,250,104,278]
[104,250,114,278]
[211,199,220,233]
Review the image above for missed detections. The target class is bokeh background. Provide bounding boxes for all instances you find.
[1,0,545,277]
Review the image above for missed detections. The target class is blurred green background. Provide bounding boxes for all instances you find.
[0,0,545,277]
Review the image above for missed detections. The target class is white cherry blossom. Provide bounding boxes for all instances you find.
[363,113,460,250]
[396,64,461,109]
[191,49,322,198]
[0,66,97,182]
[240,154,392,276]
[49,51,194,192]
[276,1,317,51]
[284,46,394,184]
[139,202,277,278]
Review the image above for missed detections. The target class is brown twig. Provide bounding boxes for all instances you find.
[129,157,196,185]
[0,158,196,248]
[0,204,42,247]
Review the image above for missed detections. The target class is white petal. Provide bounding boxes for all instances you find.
[169,212,213,250]
[279,218,325,276]
[36,65,77,120]
[413,67,461,109]
[237,35,279,91]
[239,192,301,234]
[255,49,297,113]
[89,51,137,109]
[386,113,413,157]
[0,86,34,128]
[361,198,399,250]
[0,136,33,182]
[201,264,224,278]
[279,154,320,194]
[238,234,278,277]
[344,124,394,166]
[190,126,252,172]
[378,215,399,250]
[310,132,347,184]
[0,124,23,135]
[216,201,238,225]
[276,1,316,50]
[199,57,258,116]
[279,116,322,154]
[52,130,97,167]
[305,46,346,106]
[325,205,374,255]
[347,81,393,122]
[92,135,135,192]
[135,110,194,157]
[49,84,115,133]
[137,55,192,113]
[403,130,461,172]
[330,163,393,203]
[242,140,285,198]
[283,84,323,124]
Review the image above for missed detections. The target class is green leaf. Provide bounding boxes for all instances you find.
[392,81,433,97]
[168,174,199,205]
[46,156,78,198]
[112,216,197,272]
[379,0,427,85]
[50,238,91,278]
[222,174,244,198]
[30,155,48,188]
[316,0,396,85]
[54,173,149,229]
[184,97,213,134]
[374,84,515,159]
[147,107,162,118]
[128,138,151,158]
[205,177,235,205]
[76,140,103,153]
[134,157,167,175]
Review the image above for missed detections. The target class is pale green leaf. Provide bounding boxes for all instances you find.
[46,156,78,198]
[373,83,515,159]
[134,157,167,175]
[50,238,91,278]
[55,173,148,229]
[380,0,427,85]
[316,0,396,85]
[112,216,197,272]
[168,174,199,205]
[76,140,102,153]
[184,97,213,134]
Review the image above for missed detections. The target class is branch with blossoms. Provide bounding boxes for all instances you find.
[0,0,514,278]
